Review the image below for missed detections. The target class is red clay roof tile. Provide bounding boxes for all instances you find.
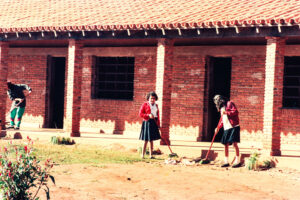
[0,0,299,32]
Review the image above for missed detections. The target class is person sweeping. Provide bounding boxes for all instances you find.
[7,81,32,130]
[139,91,161,159]
[213,95,241,168]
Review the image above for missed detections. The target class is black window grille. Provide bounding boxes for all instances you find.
[92,57,134,100]
[283,57,300,108]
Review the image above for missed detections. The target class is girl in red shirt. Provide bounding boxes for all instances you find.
[139,91,161,159]
[213,95,241,168]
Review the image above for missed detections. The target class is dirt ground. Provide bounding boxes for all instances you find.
[37,158,300,200]
[8,131,299,200]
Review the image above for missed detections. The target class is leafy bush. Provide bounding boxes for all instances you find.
[50,136,75,145]
[245,151,277,171]
[0,136,55,200]
[245,151,259,170]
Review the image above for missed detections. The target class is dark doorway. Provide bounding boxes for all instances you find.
[204,57,232,141]
[45,57,66,128]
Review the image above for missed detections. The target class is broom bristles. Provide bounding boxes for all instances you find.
[200,159,210,164]
[168,153,178,158]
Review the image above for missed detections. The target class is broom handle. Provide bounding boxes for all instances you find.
[204,117,222,160]
[10,99,24,112]
[159,130,174,154]
[152,115,174,154]
[10,93,29,112]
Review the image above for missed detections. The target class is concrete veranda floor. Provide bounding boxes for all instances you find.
[2,127,300,171]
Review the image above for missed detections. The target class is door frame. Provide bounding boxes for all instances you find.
[44,56,66,128]
[44,55,54,128]
[202,56,214,141]
[202,56,232,141]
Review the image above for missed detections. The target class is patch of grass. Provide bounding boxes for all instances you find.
[0,140,163,165]
[31,143,143,164]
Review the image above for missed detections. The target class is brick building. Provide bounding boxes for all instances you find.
[0,0,300,156]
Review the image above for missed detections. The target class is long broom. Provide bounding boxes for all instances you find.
[159,130,178,157]
[200,117,222,164]
[153,117,178,157]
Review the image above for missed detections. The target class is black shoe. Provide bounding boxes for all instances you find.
[14,127,20,130]
[232,163,242,168]
[221,163,230,167]
[7,125,14,129]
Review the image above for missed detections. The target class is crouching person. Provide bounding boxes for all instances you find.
[7,81,32,130]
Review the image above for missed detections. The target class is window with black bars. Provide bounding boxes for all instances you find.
[283,56,300,108]
[92,57,134,100]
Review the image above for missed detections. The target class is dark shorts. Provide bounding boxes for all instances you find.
[221,126,240,145]
[139,119,161,141]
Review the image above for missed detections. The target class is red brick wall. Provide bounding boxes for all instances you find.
[281,109,300,144]
[263,38,285,155]
[155,39,173,144]
[4,44,300,149]
[79,47,157,136]
[0,42,9,130]
[231,55,266,143]
[170,55,205,139]
[6,55,47,128]
[64,40,83,136]
[169,46,268,142]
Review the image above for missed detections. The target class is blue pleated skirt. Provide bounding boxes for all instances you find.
[139,119,161,141]
[221,126,240,145]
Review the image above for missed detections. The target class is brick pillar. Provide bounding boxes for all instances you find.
[156,39,174,145]
[263,37,285,156]
[0,42,9,131]
[64,39,83,137]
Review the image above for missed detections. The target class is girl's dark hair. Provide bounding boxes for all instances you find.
[7,82,13,89]
[146,91,158,100]
[213,95,228,112]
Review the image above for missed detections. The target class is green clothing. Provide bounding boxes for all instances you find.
[7,83,31,128]
[7,84,32,108]
[10,107,25,128]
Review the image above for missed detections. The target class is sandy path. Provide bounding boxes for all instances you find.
[36,162,300,200]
